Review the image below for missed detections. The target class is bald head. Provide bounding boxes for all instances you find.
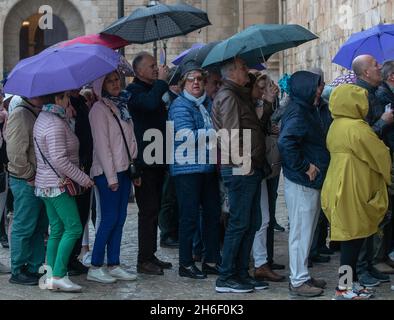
[352,55,382,87]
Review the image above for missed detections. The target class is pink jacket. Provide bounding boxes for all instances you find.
[89,76,138,185]
[34,111,91,188]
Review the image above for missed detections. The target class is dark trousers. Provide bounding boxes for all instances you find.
[266,175,280,265]
[135,167,165,263]
[219,168,263,281]
[158,171,178,241]
[309,210,329,258]
[174,172,221,267]
[340,238,365,283]
[68,189,92,264]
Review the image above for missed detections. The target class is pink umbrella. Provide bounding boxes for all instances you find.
[55,33,129,50]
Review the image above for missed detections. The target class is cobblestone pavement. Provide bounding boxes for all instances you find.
[0,177,393,300]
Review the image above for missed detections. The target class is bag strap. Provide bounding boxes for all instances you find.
[33,137,61,179]
[15,104,38,118]
[108,108,133,164]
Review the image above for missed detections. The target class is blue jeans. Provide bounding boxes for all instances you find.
[219,168,263,281]
[91,171,131,267]
[174,173,221,267]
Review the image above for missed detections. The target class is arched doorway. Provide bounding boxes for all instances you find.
[19,14,68,60]
[3,0,85,77]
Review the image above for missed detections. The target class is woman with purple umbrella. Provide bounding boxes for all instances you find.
[34,91,94,292]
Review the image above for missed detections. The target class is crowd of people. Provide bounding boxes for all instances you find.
[0,49,393,300]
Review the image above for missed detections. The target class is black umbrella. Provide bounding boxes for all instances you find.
[101,2,211,44]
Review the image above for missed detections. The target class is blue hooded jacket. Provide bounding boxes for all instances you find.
[278,71,330,189]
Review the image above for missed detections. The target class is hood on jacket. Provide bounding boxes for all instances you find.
[329,84,369,120]
[92,71,121,101]
[289,71,321,107]
[92,75,106,101]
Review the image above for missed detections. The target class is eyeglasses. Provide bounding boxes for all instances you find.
[186,76,205,83]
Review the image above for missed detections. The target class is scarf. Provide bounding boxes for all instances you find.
[102,90,132,122]
[42,104,66,119]
[183,90,212,129]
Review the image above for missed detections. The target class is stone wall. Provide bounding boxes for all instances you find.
[281,0,394,82]
[0,0,279,79]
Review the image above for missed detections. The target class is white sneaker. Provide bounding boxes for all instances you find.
[47,276,82,292]
[0,262,11,274]
[81,252,92,267]
[87,267,117,284]
[108,266,137,281]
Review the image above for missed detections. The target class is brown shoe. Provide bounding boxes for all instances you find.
[309,277,327,289]
[137,261,164,275]
[254,263,285,282]
[289,282,323,297]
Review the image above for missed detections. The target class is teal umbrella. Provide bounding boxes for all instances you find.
[202,24,318,68]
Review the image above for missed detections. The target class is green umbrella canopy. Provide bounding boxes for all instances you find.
[202,24,318,68]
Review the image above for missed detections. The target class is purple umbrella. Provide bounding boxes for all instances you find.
[333,24,394,70]
[4,44,121,98]
[172,43,205,65]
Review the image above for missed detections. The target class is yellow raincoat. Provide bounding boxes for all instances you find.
[321,84,391,241]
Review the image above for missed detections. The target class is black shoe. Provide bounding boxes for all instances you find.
[68,260,89,276]
[160,237,179,248]
[151,256,172,269]
[137,261,164,275]
[9,273,39,286]
[270,263,285,270]
[318,246,334,255]
[273,222,285,232]
[202,263,220,275]
[240,276,269,290]
[310,254,330,263]
[215,278,254,293]
[179,265,207,279]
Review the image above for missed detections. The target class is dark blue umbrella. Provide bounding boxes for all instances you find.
[4,44,120,98]
[101,3,211,44]
[333,24,394,69]
[169,41,220,85]
[171,43,204,65]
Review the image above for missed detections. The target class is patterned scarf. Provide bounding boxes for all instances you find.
[42,104,66,119]
[102,90,132,122]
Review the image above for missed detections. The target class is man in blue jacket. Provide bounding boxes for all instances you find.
[278,71,329,297]
[126,52,172,276]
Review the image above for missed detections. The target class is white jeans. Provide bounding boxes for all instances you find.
[284,178,320,287]
[252,179,270,267]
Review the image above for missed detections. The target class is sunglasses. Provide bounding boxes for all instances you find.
[186,76,205,83]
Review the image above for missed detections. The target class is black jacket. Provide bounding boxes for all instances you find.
[278,71,330,190]
[126,78,169,168]
[357,79,394,151]
[70,95,93,173]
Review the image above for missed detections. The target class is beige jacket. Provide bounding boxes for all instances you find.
[6,103,40,180]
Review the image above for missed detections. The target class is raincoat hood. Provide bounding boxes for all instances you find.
[92,75,106,101]
[329,84,369,120]
[289,71,321,107]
